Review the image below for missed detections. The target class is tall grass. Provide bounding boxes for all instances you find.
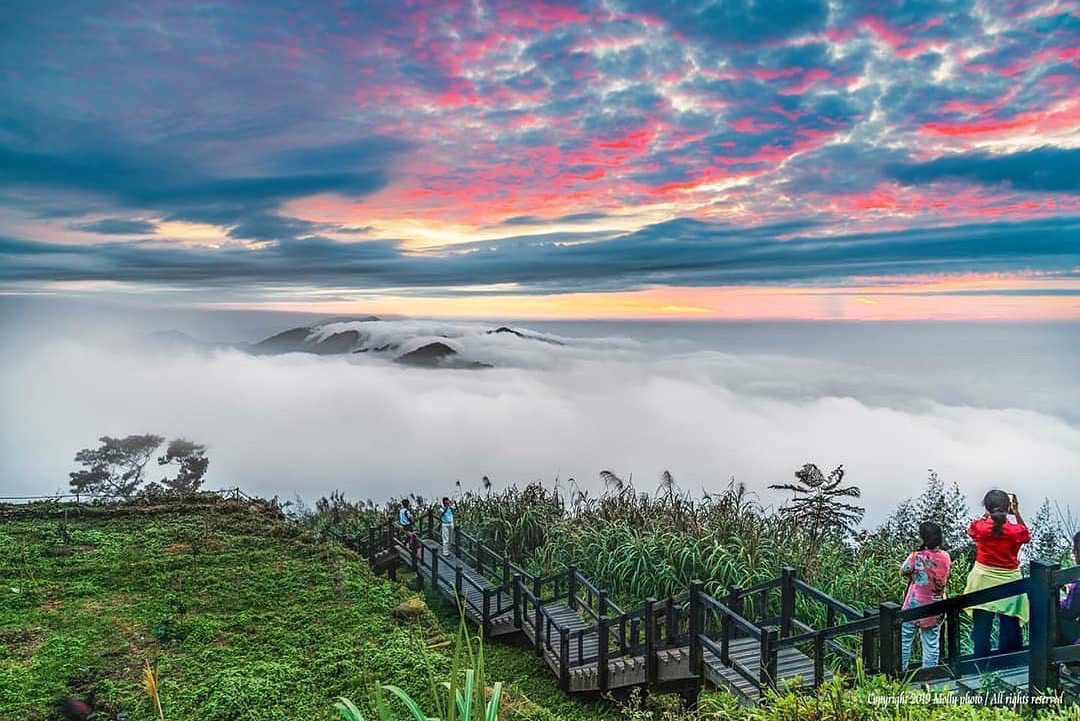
[335,605,502,721]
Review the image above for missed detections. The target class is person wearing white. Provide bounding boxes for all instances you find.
[440,497,455,556]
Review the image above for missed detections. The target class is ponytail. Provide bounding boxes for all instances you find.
[982,490,1010,538]
[990,511,1007,537]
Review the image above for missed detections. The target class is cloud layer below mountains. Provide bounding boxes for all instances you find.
[1,317,1077,523]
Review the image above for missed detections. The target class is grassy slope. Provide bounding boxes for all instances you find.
[420,581,621,721]
[4,506,1074,721]
[0,507,450,721]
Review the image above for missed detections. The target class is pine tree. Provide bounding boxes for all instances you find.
[1026,498,1069,564]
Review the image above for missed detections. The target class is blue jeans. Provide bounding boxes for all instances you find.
[972,609,1022,659]
[901,621,941,670]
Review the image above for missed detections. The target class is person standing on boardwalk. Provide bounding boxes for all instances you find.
[398,499,419,552]
[440,496,455,556]
[965,489,1031,661]
[899,521,951,670]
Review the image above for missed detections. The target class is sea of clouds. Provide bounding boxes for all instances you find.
[1,314,1077,525]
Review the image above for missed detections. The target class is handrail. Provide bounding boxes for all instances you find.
[344,511,1074,700]
[784,613,876,647]
[733,576,781,597]
[606,598,627,618]
[700,594,763,640]
[793,579,864,621]
[574,569,604,598]
[897,576,1029,623]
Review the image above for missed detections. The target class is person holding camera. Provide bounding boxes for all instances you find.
[964,489,1031,661]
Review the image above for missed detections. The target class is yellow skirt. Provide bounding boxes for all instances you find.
[963,561,1029,624]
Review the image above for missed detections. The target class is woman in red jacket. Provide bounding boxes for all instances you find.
[964,489,1031,660]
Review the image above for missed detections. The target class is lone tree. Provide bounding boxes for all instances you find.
[770,463,864,539]
[69,434,165,499]
[158,439,210,494]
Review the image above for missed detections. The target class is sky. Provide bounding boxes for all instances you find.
[1,0,1079,319]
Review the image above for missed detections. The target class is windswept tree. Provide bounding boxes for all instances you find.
[69,434,165,499]
[157,439,210,494]
[770,463,864,539]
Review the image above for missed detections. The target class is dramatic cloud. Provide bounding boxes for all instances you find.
[0,0,1077,312]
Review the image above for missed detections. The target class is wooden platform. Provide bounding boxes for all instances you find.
[703,638,832,704]
[358,517,1074,707]
[394,539,517,637]
[920,663,1080,704]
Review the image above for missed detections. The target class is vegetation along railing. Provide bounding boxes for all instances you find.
[346,510,1078,704]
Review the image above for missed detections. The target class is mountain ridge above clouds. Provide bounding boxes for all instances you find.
[236,317,570,368]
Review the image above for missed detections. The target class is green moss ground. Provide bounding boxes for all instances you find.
[0,508,447,721]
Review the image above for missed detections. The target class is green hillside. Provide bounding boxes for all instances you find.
[2,501,1075,721]
[0,505,454,720]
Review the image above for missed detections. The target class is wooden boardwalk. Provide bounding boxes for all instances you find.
[348,512,1080,707]
[703,639,832,704]
[388,538,517,637]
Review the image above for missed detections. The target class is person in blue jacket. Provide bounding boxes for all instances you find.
[398,499,419,552]
[440,496,455,556]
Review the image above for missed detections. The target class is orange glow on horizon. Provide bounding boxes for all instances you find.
[196,275,1080,321]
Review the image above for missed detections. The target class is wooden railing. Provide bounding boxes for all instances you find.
[350,513,1078,699]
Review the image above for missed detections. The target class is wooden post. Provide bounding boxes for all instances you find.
[426,507,434,538]
[689,580,704,676]
[599,590,608,618]
[454,525,461,557]
[665,596,677,644]
[813,630,825,688]
[559,627,570,691]
[598,615,610,692]
[534,577,543,657]
[567,565,578,610]
[483,589,491,639]
[760,626,778,691]
[477,543,485,574]
[780,567,796,638]
[946,608,960,677]
[722,585,742,665]
[502,557,511,586]
[1029,560,1060,693]
[431,550,440,593]
[455,564,463,601]
[645,597,659,684]
[513,573,523,629]
[729,585,744,621]
[367,526,376,560]
[861,608,877,675]
[878,602,900,679]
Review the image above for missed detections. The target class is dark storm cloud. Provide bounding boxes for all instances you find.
[69,218,160,235]
[2,216,1077,292]
[885,147,1080,193]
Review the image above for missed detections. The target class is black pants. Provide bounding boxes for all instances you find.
[972,609,1022,660]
